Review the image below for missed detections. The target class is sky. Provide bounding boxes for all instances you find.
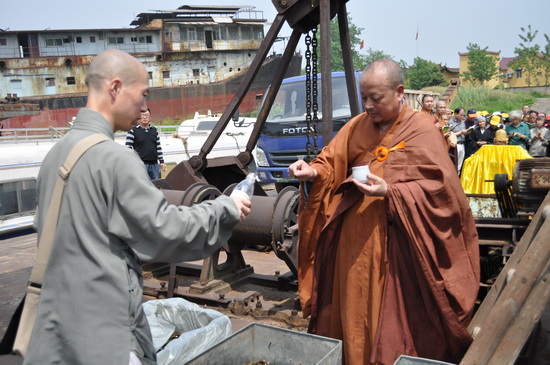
[1,0,548,68]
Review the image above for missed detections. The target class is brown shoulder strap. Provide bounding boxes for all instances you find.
[29,133,110,287]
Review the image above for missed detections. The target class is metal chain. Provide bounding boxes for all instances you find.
[311,28,319,156]
[304,31,313,162]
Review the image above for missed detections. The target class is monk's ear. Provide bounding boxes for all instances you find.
[396,84,405,101]
[109,78,122,99]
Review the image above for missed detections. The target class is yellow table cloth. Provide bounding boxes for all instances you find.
[460,145,532,194]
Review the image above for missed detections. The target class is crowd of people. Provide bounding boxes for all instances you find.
[420,96,550,175]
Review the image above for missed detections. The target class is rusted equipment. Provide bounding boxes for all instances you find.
[148,0,356,327]
[462,191,550,364]
[162,0,354,191]
[512,158,550,217]
[157,181,300,299]
[475,159,550,284]
[159,182,224,298]
[465,160,550,363]
[155,0,354,297]
[225,185,300,278]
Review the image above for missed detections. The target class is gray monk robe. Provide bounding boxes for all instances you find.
[25,108,240,365]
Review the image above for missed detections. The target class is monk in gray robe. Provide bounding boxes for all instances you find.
[25,49,251,364]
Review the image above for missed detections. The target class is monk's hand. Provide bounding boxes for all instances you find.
[352,173,388,197]
[288,159,318,182]
[231,196,251,222]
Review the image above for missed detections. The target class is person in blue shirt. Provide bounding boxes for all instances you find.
[505,110,530,149]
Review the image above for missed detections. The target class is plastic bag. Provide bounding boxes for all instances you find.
[143,298,232,364]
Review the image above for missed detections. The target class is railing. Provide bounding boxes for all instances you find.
[0,126,177,144]
[440,78,460,106]
[0,127,69,144]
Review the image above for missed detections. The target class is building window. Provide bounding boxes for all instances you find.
[90,36,96,43]
[0,38,7,46]
[76,36,82,43]
[131,36,137,42]
[66,77,76,85]
[193,69,200,77]
[241,26,251,40]
[228,26,239,40]
[63,37,71,44]
[138,35,152,44]
[45,77,55,86]
[212,27,219,41]
[162,71,170,79]
[196,27,204,41]
[45,38,63,46]
[253,26,264,40]
[180,26,188,41]
[188,27,196,41]
[148,71,153,80]
[108,37,124,44]
[221,28,227,40]
[516,68,523,78]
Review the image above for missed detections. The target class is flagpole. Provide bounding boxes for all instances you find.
[416,23,419,58]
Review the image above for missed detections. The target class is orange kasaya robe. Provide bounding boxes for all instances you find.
[298,104,480,365]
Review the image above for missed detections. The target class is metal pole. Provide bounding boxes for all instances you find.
[319,0,333,147]
[245,30,302,153]
[195,14,286,170]
[337,1,360,117]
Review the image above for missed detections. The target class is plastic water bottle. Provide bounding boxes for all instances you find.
[231,173,256,199]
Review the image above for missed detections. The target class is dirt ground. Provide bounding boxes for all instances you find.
[1,227,549,364]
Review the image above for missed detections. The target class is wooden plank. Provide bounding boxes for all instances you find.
[488,264,550,364]
[468,191,550,333]
[460,216,550,364]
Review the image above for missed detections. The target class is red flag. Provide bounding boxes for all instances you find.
[360,40,364,49]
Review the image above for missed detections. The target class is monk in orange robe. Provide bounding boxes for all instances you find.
[289,59,479,365]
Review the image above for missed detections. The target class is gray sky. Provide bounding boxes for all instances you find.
[1,0,548,68]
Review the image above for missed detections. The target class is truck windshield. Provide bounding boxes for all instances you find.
[266,75,353,123]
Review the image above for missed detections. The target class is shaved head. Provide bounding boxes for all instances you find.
[363,58,404,89]
[85,49,145,91]
[84,49,149,131]
[360,58,405,124]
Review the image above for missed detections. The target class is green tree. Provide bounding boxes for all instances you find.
[462,43,499,85]
[510,25,542,87]
[407,57,446,90]
[325,13,365,71]
[361,48,394,69]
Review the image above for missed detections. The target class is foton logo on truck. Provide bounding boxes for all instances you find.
[282,127,312,135]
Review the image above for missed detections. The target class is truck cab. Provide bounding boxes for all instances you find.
[255,71,363,189]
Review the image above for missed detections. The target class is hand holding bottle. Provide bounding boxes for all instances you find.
[230,173,255,221]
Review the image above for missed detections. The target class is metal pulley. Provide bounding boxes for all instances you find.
[222,184,300,277]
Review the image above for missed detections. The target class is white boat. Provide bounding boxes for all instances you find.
[0,114,256,232]
[0,113,256,182]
